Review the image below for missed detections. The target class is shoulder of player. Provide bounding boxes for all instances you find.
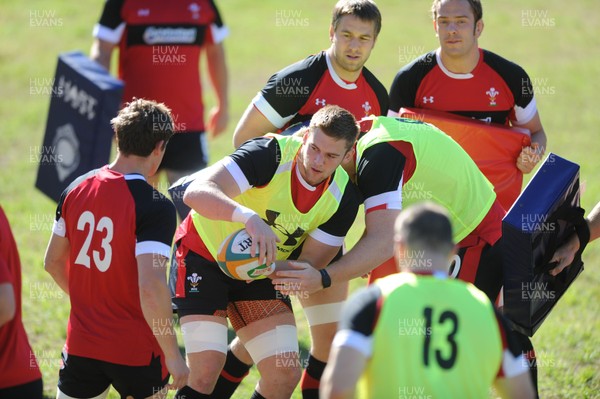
[273,51,328,80]
[396,50,437,76]
[481,49,529,78]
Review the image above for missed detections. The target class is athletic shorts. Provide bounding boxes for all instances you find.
[0,378,43,399]
[160,131,207,171]
[172,245,292,322]
[57,351,168,398]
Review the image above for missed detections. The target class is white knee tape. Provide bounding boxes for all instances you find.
[181,321,228,354]
[57,387,109,399]
[303,302,345,326]
[245,325,299,364]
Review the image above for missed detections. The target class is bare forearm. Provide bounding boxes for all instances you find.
[139,280,181,359]
[587,201,600,242]
[206,44,229,109]
[328,229,394,285]
[531,128,547,152]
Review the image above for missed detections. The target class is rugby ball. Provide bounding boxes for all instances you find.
[216,229,276,280]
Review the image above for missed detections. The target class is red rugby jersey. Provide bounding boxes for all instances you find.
[0,207,42,389]
[94,0,228,132]
[54,166,176,366]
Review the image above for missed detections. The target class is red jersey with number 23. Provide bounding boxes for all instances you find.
[53,166,176,366]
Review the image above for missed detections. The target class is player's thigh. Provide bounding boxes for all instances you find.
[57,353,111,399]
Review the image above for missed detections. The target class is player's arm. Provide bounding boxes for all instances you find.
[233,104,278,148]
[183,139,281,264]
[90,38,115,71]
[89,0,123,71]
[137,253,189,389]
[44,233,70,295]
[321,345,366,399]
[321,285,380,399]
[492,309,536,399]
[515,112,547,174]
[0,281,15,327]
[205,41,229,137]
[550,200,600,275]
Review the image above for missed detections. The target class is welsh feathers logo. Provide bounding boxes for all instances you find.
[187,272,202,292]
[486,87,499,106]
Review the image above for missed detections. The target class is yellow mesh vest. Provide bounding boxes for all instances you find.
[358,273,503,398]
[192,134,351,261]
[356,116,496,243]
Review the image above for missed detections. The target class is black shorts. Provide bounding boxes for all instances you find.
[171,245,292,318]
[454,236,504,302]
[0,378,43,399]
[160,131,207,171]
[58,352,168,399]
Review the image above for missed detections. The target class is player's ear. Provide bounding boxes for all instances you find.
[154,140,166,154]
[329,24,335,42]
[433,19,439,36]
[475,19,484,38]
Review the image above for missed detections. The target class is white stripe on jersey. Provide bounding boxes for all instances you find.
[135,241,171,258]
[210,24,229,44]
[253,93,293,129]
[502,351,530,378]
[364,190,402,213]
[222,156,251,194]
[332,329,373,358]
[514,96,538,125]
[93,23,126,45]
[309,228,344,248]
[53,217,66,237]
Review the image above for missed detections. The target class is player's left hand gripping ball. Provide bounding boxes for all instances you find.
[217,229,276,280]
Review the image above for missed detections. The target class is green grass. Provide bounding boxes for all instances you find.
[1,1,598,397]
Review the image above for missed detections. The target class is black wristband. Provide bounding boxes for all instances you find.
[319,268,331,289]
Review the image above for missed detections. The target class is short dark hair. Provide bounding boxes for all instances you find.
[111,98,174,157]
[332,0,382,39]
[395,202,455,255]
[309,105,359,151]
[431,0,483,23]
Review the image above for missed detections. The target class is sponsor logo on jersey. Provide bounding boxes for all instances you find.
[137,8,150,17]
[315,98,326,106]
[486,87,499,106]
[422,96,434,104]
[143,27,197,44]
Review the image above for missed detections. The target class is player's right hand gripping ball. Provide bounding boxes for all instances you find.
[217,229,276,280]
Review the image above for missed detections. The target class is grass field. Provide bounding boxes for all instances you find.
[1,0,599,397]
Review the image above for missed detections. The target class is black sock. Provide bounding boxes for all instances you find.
[301,354,327,399]
[174,385,212,399]
[209,348,252,398]
[250,390,266,399]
